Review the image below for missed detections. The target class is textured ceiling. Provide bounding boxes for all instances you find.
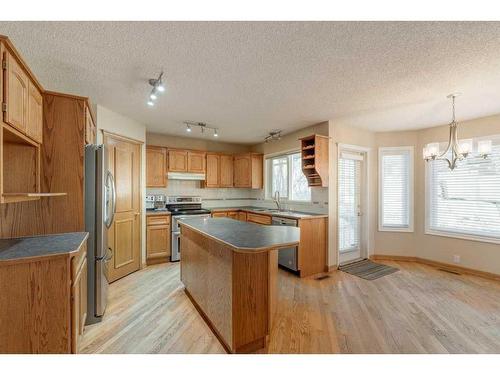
[1,21,500,143]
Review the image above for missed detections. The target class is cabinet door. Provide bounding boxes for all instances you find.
[71,257,87,354]
[238,212,247,221]
[188,151,206,173]
[146,147,167,187]
[233,155,251,187]
[251,154,263,189]
[168,150,188,172]
[205,153,220,187]
[219,154,234,187]
[146,224,171,259]
[227,211,239,220]
[85,106,96,145]
[212,212,228,218]
[247,212,272,225]
[4,51,29,133]
[26,81,43,143]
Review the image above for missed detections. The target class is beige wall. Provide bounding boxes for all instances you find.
[96,105,147,267]
[374,114,500,275]
[147,132,252,153]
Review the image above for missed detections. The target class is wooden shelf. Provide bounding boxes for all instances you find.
[299,134,329,188]
[2,192,67,197]
[302,145,315,150]
[303,165,315,169]
[302,155,315,160]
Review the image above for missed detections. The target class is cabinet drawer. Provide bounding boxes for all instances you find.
[212,211,228,218]
[147,215,171,226]
[246,212,271,225]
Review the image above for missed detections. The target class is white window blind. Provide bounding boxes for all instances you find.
[379,147,413,232]
[338,153,362,252]
[427,138,500,243]
[267,152,311,201]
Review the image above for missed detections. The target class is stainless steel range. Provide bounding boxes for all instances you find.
[166,196,211,261]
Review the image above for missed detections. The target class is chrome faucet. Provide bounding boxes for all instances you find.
[273,191,282,211]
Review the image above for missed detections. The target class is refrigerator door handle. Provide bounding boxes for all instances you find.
[105,171,116,228]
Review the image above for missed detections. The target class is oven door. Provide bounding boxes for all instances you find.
[171,214,211,261]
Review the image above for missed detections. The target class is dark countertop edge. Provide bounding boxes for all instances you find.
[179,221,299,254]
[207,207,328,219]
[0,232,89,263]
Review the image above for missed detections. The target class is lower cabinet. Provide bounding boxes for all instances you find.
[146,215,171,265]
[212,211,228,218]
[246,212,272,225]
[0,238,88,353]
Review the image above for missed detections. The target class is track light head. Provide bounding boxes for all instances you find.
[147,100,154,107]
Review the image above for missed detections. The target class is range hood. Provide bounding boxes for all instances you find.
[167,172,206,181]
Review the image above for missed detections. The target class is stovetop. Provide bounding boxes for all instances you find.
[168,208,211,216]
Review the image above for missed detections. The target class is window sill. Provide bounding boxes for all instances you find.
[425,229,500,245]
[378,226,414,233]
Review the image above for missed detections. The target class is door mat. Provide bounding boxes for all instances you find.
[339,259,399,280]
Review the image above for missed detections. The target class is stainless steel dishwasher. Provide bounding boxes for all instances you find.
[272,216,299,272]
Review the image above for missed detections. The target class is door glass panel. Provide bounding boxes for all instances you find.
[338,156,362,253]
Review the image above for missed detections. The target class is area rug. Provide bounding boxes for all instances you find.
[338,259,399,280]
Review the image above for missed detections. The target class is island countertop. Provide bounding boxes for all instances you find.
[179,217,300,252]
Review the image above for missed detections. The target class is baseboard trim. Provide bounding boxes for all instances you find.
[370,255,500,281]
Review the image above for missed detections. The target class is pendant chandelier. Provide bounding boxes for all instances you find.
[423,93,492,170]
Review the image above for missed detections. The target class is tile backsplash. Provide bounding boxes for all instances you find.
[146,180,328,214]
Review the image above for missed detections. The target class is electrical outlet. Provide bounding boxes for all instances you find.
[453,255,461,264]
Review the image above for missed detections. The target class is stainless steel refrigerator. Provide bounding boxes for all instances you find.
[84,144,116,325]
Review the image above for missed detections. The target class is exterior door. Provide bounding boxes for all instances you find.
[104,133,142,283]
[338,150,365,265]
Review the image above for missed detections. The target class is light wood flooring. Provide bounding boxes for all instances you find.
[79,260,500,354]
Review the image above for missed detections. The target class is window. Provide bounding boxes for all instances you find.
[379,147,414,232]
[426,137,500,243]
[266,152,311,201]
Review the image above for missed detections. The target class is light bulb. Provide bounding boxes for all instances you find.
[214,129,218,137]
[478,139,492,156]
[427,143,440,157]
[150,92,157,100]
[186,125,192,132]
[147,100,154,106]
[157,83,165,92]
[459,139,473,155]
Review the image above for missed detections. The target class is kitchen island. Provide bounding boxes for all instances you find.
[179,217,300,353]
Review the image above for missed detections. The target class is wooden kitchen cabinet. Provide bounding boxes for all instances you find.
[3,48,29,134]
[168,149,188,172]
[71,243,88,354]
[237,211,247,221]
[146,214,171,265]
[203,152,233,188]
[187,150,206,173]
[26,81,43,143]
[227,211,239,220]
[146,146,167,187]
[85,105,96,145]
[246,212,272,225]
[233,153,263,189]
[205,153,220,187]
[212,211,228,218]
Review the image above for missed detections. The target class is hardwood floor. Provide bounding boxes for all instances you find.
[79,260,500,354]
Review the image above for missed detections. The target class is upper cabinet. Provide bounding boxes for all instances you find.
[26,81,43,143]
[233,153,263,189]
[203,153,233,188]
[146,146,167,188]
[299,134,329,187]
[4,49,29,134]
[168,149,206,173]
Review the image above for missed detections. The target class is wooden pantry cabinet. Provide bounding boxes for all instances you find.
[233,153,263,189]
[146,146,167,187]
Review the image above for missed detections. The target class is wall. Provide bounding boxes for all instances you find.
[146,132,256,208]
[250,122,329,214]
[328,121,376,267]
[374,113,500,275]
[96,105,147,266]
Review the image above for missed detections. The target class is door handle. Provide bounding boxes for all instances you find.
[134,212,140,216]
[105,247,113,261]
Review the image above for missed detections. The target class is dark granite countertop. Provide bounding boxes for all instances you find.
[207,206,328,220]
[179,217,300,252]
[0,232,89,262]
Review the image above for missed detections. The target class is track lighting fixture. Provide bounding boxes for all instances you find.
[147,72,165,107]
[184,121,219,138]
[265,130,282,143]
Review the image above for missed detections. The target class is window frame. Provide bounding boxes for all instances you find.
[265,150,312,203]
[424,135,500,245]
[378,146,414,233]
